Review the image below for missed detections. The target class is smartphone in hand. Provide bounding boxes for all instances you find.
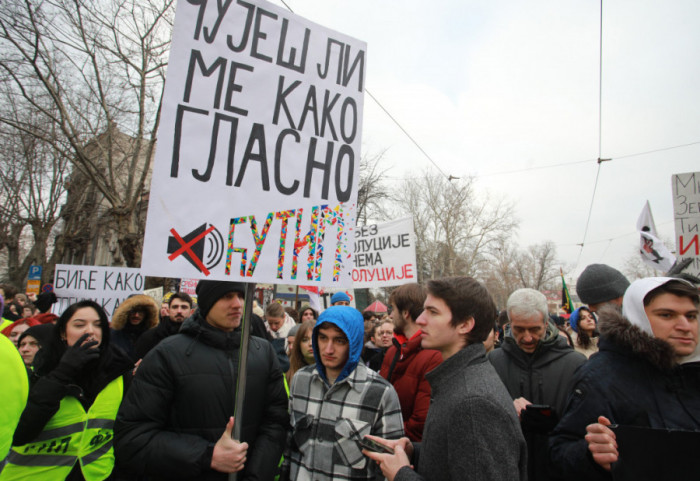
[359,436,394,454]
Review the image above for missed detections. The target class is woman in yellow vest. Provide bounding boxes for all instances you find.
[1,300,133,481]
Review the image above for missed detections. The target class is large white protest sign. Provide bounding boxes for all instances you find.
[672,171,700,277]
[52,264,145,318]
[352,218,417,288]
[141,0,366,287]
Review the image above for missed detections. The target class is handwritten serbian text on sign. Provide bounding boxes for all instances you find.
[52,264,144,319]
[352,218,417,288]
[140,0,366,287]
[672,171,700,277]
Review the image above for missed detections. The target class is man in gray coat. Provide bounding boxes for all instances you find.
[363,276,527,481]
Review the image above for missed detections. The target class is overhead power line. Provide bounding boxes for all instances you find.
[574,0,605,270]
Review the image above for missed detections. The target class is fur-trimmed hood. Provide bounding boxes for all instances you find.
[111,294,159,330]
[598,305,678,371]
[598,276,698,371]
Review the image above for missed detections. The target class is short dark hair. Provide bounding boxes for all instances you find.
[426,277,497,344]
[0,283,19,300]
[644,280,699,307]
[168,292,193,308]
[389,283,426,322]
[317,321,347,339]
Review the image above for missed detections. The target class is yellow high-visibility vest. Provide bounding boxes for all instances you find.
[0,335,28,460]
[1,376,123,481]
[0,318,15,332]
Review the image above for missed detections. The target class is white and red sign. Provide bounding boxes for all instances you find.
[352,218,417,288]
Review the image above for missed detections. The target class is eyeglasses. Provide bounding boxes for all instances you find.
[378,330,393,336]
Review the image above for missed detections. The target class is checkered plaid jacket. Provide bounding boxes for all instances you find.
[287,363,404,480]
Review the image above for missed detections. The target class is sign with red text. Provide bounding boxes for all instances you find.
[141,0,366,287]
[179,278,199,296]
[672,171,700,277]
[352,218,417,288]
[52,264,145,319]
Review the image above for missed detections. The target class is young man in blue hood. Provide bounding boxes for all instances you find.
[286,305,404,480]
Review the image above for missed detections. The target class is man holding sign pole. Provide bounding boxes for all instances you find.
[115,280,288,480]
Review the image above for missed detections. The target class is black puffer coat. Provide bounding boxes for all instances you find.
[114,312,288,481]
[549,306,700,481]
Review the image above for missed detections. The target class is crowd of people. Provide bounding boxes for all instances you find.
[0,263,699,481]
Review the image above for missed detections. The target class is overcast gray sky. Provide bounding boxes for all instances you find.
[271,0,700,279]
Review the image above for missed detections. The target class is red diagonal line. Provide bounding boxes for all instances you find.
[168,226,215,276]
[169,228,210,276]
[168,226,214,261]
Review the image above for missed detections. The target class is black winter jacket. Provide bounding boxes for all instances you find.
[488,321,587,415]
[489,321,586,481]
[549,307,700,481]
[114,312,289,481]
[134,315,182,359]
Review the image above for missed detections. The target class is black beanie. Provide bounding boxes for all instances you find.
[196,280,246,319]
[576,264,630,305]
[34,292,58,313]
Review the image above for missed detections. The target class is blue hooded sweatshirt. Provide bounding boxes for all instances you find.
[311,306,364,385]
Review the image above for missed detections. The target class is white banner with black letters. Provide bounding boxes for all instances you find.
[141,0,366,287]
[52,264,145,319]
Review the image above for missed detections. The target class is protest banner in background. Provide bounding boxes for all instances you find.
[352,218,417,288]
[144,287,164,306]
[141,0,366,287]
[52,264,144,318]
[672,172,700,277]
[179,278,199,296]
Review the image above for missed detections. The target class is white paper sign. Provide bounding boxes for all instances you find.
[352,218,417,288]
[179,278,199,296]
[141,0,366,287]
[672,171,700,277]
[52,264,145,318]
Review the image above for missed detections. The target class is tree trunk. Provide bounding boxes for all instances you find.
[114,209,144,267]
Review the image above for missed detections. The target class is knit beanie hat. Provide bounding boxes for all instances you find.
[34,292,58,313]
[288,323,301,337]
[330,291,351,304]
[576,264,630,305]
[569,307,594,333]
[196,280,246,319]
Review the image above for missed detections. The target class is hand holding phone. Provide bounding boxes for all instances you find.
[359,436,394,454]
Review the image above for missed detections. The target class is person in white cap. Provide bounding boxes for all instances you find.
[550,277,700,480]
